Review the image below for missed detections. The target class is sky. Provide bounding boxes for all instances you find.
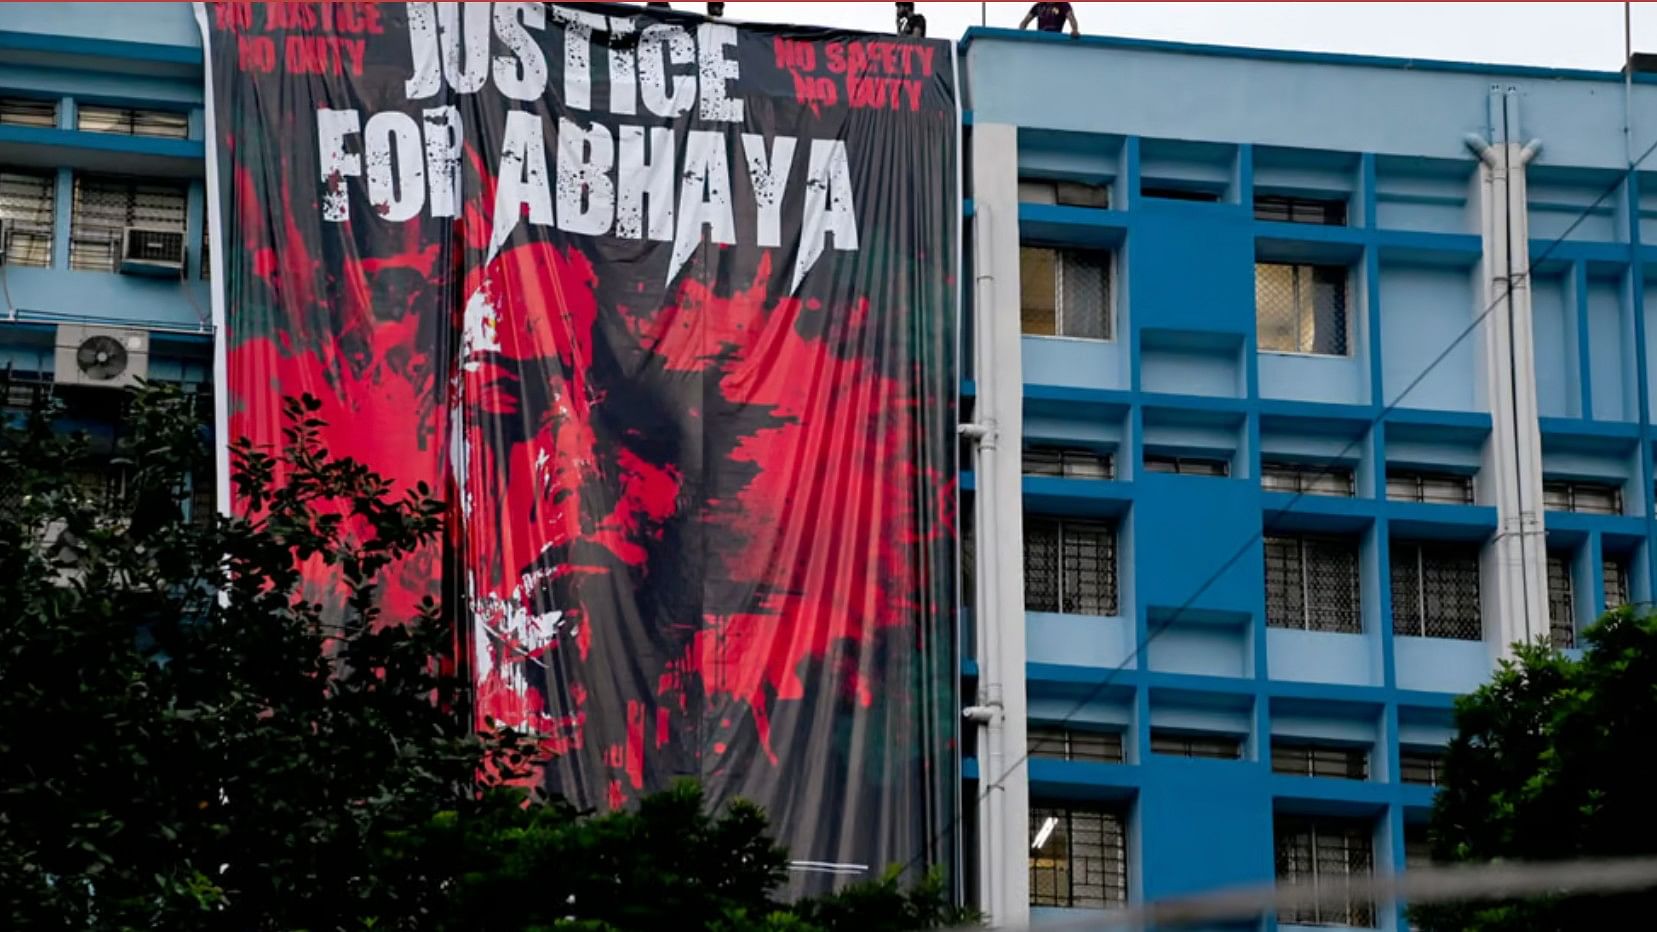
[663,2,1642,73]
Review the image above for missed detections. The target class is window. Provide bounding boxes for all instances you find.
[1547,551,1575,649]
[1142,183,1220,203]
[1399,747,1446,787]
[1020,245,1110,340]
[1029,804,1129,909]
[1255,193,1348,226]
[1404,822,1433,871]
[0,169,56,268]
[1029,726,1124,763]
[1387,470,1474,505]
[1271,741,1369,780]
[1391,542,1482,640]
[0,97,58,128]
[76,104,189,139]
[1276,815,1376,928]
[1542,479,1622,515]
[1024,517,1118,616]
[70,174,187,272]
[1256,262,1348,355]
[1144,454,1229,477]
[1149,730,1243,760]
[1261,462,1355,497]
[1024,447,1113,480]
[1604,558,1630,611]
[1020,178,1110,209]
[1265,535,1361,633]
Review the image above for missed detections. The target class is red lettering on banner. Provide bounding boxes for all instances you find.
[214,2,253,31]
[284,35,366,76]
[238,34,276,73]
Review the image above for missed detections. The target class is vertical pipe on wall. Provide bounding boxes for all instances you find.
[968,122,1029,928]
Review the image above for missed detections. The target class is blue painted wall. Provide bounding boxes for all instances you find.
[964,27,1657,930]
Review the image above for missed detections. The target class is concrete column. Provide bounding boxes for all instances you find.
[967,121,1030,928]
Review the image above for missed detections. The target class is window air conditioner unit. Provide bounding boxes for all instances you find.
[53,324,150,390]
[119,226,186,277]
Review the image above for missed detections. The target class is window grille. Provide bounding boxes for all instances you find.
[1604,558,1630,611]
[1024,517,1118,616]
[1399,747,1446,787]
[1020,245,1111,340]
[1255,193,1348,226]
[1541,479,1622,515]
[0,169,56,268]
[1265,535,1361,633]
[1387,470,1475,505]
[1020,178,1110,209]
[1256,262,1348,355]
[1261,461,1355,497]
[1548,551,1575,649]
[1030,804,1129,909]
[1029,726,1125,763]
[0,97,58,128]
[1149,730,1243,760]
[1276,815,1376,927]
[76,104,189,139]
[1023,446,1113,480]
[70,174,187,272]
[1391,541,1482,640]
[1271,741,1369,780]
[1143,454,1230,477]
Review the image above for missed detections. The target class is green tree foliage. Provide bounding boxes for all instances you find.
[1414,608,1657,932]
[0,385,973,931]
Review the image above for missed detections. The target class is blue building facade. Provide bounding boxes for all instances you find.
[5,4,1656,930]
[0,3,210,493]
[960,26,1657,931]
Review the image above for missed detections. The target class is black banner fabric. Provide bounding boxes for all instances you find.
[200,1,959,883]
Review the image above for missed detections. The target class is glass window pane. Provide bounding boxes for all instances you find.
[1020,246,1058,336]
[1256,262,1298,352]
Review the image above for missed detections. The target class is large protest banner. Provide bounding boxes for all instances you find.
[198,2,959,881]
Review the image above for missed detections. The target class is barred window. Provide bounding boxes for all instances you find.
[1149,730,1243,760]
[1271,740,1369,780]
[1264,535,1361,633]
[0,96,58,128]
[1024,517,1118,616]
[1030,804,1129,909]
[1548,551,1575,649]
[1021,245,1111,340]
[76,104,189,139]
[1261,461,1355,497]
[0,169,56,268]
[1029,726,1124,764]
[1020,178,1110,209]
[70,174,187,272]
[1387,470,1475,505]
[1276,815,1376,928]
[1256,262,1348,355]
[1399,747,1446,787]
[1144,454,1229,477]
[1391,541,1482,640]
[1024,446,1113,480]
[1255,193,1348,226]
[1604,558,1630,612]
[1542,479,1622,516]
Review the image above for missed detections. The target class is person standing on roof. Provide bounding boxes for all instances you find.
[1020,2,1080,37]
